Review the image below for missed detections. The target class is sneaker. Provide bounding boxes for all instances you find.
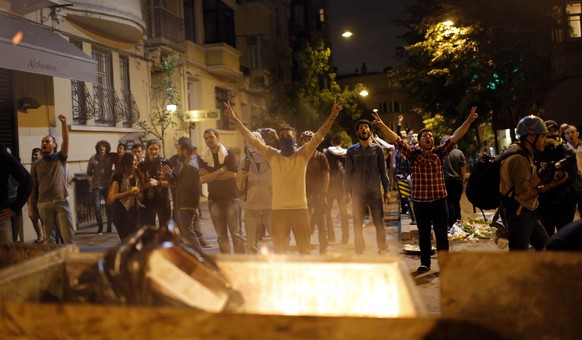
[410,220,417,225]
[200,241,213,249]
[378,249,388,255]
[417,265,430,273]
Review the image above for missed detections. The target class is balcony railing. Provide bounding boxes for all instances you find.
[93,84,123,127]
[72,82,141,128]
[72,80,95,125]
[121,90,140,127]
[147,3,184,45]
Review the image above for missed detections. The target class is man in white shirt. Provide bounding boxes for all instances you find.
[564,124,582,216]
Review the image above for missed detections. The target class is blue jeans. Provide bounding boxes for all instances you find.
[413,198,449,267]
[307,193,328,253]
[208,199,245,254]
[326,188,348,241]
[0,217,11,244]
[38,198,74,244]
[244,209,271,254]
[352,192,386,254]
[176,209,203,253]
[91,187,112,232]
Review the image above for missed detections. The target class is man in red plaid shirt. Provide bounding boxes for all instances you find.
[372,108,478,273]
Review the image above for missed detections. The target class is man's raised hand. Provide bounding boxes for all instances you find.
[330,98,343,119]
[468,106,478,123]
[372,112,387,128]
[224,101,236,120]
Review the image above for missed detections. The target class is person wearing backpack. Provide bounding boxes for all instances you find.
[499,116,570,251]
[372,107,479,273]
[324,135,349,244]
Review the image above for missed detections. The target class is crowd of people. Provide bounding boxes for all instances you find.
[2,107,582,271]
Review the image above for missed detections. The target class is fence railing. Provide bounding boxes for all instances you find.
[73,173,109,230]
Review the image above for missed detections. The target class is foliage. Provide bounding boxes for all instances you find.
[138,54,182,156]
[422,113,448,139]
[264,40,364,144]
[396,0,559,149]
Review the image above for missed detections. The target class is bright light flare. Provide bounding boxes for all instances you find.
[359,90,369,97]
[166,104,177,113]
[341,31,353,38]
[12,31,23,45]
[259,244,271,256]
[442,20,454,26]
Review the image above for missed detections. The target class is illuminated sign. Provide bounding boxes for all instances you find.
[183,110,220,122]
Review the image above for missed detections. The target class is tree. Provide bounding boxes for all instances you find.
[397,0,559,151]
[263,40,364,144]
[138,54,182,157]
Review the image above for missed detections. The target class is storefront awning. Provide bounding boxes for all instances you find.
[0,12,97,83]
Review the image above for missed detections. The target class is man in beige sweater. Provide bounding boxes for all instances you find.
[224,100,342,254]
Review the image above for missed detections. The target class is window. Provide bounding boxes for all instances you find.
[246,35,266,70]
[70,40,93,125]
[120,56,139,127]
[566,3,582,38]
[92,48,118,127]
[203,0,235,46]
[184,0,198,43]
[293,5,305,30]
[215,87,233,130]
[393,101,402,113]
[187,81,199,110]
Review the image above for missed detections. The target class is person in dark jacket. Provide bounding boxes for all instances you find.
[108,152,144,240]
[1,146,33,244]
[138,140,173,227]
[162,137,203,253]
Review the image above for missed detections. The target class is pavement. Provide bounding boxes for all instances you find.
[69,190,506,315]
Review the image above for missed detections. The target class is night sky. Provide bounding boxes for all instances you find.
[328,0,412,75]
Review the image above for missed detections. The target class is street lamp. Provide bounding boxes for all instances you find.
[359,89,369,97]
[166,104,177,113]
[342,31,353,38]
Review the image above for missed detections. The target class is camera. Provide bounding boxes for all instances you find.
[538,155,576,184]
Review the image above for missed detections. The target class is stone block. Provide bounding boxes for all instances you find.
[440,252,582,339]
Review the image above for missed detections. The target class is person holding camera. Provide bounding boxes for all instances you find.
[535,120,577,237]
[499,117,569,251]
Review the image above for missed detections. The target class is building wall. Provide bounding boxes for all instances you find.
[2,1,150,240]
[337,72,423,133]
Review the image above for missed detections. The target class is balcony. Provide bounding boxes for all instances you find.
[61,0,145,43]
[145,1,184,47]
[205,43,242,79]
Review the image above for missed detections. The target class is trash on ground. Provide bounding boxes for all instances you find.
[448,218,494,241]
[402,244,436,255]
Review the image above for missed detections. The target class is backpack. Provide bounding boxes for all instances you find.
[324,149,345,186]
[466,149,528,210]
